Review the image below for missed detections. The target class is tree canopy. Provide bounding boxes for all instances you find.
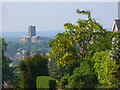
[1,38,16,88]
[18,53,49,88]
[49,9,106,69]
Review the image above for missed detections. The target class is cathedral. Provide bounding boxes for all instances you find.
[20,26,40,43]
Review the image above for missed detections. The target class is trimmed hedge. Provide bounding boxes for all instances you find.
[36,76,56,89]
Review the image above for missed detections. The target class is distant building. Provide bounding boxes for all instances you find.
[31,36,40,43]
[20,36,31,42]
[20,26,40,42]
[28,26,36,37]
[13,53,24,60]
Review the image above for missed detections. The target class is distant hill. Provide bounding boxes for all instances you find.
[2,30,64,38]
[1,28,112,42]
[106,28,112,31]
[2,36,53,42]
[2,30,64,42]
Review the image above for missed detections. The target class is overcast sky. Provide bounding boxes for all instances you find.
[2,2,118,32]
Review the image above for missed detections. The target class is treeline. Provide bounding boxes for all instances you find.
[6,37,52,58]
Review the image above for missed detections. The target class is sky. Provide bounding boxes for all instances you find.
[1,2,118,32]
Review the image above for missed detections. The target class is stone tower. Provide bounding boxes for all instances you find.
[28,26,36,37]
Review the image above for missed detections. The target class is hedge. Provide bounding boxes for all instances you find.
[36,76,56,89]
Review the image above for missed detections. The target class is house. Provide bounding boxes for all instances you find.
[112,19,120,32]
[13,53,24,60]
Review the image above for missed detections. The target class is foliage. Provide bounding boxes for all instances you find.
[48,60,65,81]
[48,9,106,84]
[36,76,56,89]
[48,59,79,81]
[88,31,115,58]
[110,33,120,64]
[62,60,98,88]
[0,38,17,88]
[59,75,69,88]
[93,51,120,88]
[48,9,106,69]
[18,54,49,88]
[6,39,51,58]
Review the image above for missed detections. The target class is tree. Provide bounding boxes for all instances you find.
[93,50,120,88]
[59,59,98,88]
[88,31,116,58]
[6,38,51,58]
[1,38,16,88]
[18,53,49,88]
[48,9,106,77]
[68,61,97,88]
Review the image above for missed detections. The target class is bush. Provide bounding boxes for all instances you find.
[36,76,56,89]
[66,60,98,88]
[59,75,69,88]
[18,54,49,88]
[93,51,120,88]
[59,60,98,88]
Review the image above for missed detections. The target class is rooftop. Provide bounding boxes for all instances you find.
[115,19,120,30]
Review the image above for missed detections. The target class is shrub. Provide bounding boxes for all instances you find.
[93,51,120,88]
[66,60,98,88]
[59,75,69,88]
[36,76,56,89]
[18,54,49,88]
[59,60,98,88]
